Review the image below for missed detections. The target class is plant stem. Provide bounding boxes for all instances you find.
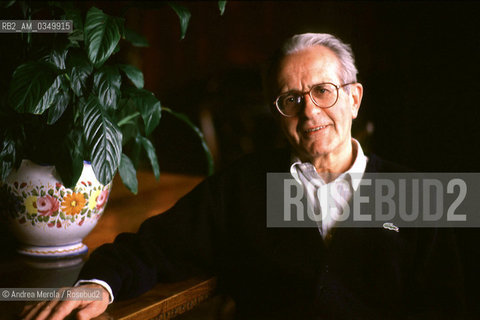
[162,107,214,175]
[117,112,140,127]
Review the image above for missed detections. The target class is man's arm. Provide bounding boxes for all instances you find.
[78,174,221,300]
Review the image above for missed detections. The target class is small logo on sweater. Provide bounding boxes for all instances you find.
[383,222,399,232]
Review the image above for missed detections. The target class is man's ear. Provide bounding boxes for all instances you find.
[350,83,363,119]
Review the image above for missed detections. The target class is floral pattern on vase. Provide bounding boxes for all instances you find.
[0,160,112,257]
[2,179,109,228]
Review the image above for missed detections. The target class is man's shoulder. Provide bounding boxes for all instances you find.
[224,147,292,173]
[366,154,413,173]
[198,148,291,201]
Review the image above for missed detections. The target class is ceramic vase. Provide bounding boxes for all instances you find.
[0,160,111,258]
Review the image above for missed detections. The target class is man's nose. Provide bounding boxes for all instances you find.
[301,94,322,118]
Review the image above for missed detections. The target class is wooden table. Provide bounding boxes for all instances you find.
[0,171,220,320]
[86,171,205,251]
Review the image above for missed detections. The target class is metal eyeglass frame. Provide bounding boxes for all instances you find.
[274,82,356,117]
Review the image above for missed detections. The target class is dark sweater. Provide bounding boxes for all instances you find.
[79,148,465,319]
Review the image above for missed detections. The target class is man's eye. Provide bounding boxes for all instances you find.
[286,96,296,103]
[284,94,301,104]
[313,86,330,95]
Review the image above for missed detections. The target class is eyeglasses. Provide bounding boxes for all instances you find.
[274,82,355,117]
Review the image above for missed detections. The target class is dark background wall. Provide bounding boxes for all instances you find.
[2,1,480,173]
[122,1,480,174]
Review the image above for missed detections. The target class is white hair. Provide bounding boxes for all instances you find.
[263,33,359,104]
[281,33,358,84]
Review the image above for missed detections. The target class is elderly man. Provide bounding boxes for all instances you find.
[22,33,464,320]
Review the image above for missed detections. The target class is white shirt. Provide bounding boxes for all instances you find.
[290,139,368,239]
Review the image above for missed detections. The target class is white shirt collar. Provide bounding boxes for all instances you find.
[289,138,368,191]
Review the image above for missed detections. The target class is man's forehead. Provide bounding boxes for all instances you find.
[276,45,341,88]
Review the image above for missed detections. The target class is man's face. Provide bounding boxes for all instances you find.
[275,45,363,164]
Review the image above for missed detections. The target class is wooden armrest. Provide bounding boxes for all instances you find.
[99,277,217,320]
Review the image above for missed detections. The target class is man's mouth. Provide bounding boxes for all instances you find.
[304,125,330,134]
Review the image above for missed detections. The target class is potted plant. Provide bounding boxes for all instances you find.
[0,1,218,258]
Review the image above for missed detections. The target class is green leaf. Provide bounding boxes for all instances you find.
[93,66,121,111]
[0,135,15,181]
[126,88,161,136]
[49,1,75,11]
[67,50,93,97]
[55,129,84,188]
[137,135,160,180]
[112,42,120,55]
[84,7,122,68]
[64,7,84,31]
[3,0,16,8]
[36,74,67,116]
[124,27,149,47]
[118,153,138,194]
[114,16,125,39]
[119,64,144,89]
[47,92,68,124]
[8,62,58,114]
[168,2,191,40]
[47,75,70,124]
[218,0,227,15]
[68,29,84,48]
[52,4,82,47]
[48,48,68,70]
[130,137,142,169]
[116,100,141,145]
[163,107,214,176]
[83,95,122,185]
